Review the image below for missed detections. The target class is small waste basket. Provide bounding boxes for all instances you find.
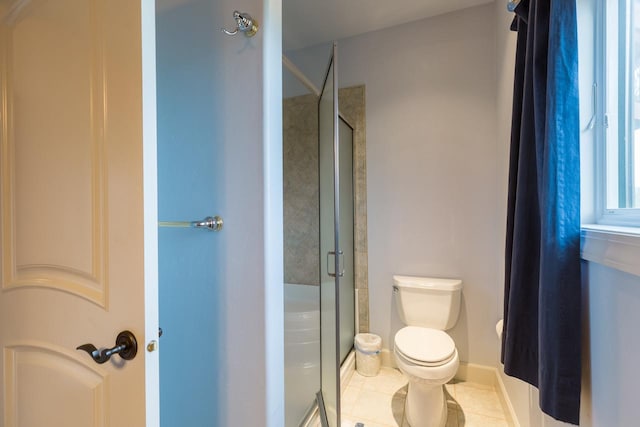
[354,333,382,377]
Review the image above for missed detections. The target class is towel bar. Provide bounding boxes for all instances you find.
[159,216,223,232]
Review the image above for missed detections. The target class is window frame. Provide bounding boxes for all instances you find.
[595,0,640,227]
[581,0,640,278]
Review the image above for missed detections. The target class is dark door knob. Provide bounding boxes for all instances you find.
[77,330,138,364]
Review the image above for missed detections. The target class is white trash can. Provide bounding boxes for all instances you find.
[354,333,382,377]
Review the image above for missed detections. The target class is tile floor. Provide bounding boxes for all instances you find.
[341,367,511,427]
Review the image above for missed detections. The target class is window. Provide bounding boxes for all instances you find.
[581,0,640,273]
[597,0,640,225]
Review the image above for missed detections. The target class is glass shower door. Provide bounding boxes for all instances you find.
[318,43,340,427]
[338,117,354,364]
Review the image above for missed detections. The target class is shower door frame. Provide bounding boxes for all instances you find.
[318,42,342,427]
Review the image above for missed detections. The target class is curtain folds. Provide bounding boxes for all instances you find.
[501,0,582,424]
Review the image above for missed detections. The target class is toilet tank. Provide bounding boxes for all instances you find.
[393,275,462,330]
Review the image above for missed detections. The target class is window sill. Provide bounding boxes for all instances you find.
[581,225,640,277]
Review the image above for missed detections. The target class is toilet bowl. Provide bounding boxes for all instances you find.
[392,276,463,427]
[394,326,459,427]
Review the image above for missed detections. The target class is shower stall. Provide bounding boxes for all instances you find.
[283,45,355,427]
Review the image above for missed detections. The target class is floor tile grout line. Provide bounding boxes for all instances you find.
[343,370,509,427]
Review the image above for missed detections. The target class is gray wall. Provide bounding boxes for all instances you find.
[360,4,500,366]
[288,3,501,366]
[287,4,501,365]
[579,263,640,427]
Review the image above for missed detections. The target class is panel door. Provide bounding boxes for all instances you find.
[0,0,158,426]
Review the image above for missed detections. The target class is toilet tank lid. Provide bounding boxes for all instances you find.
[393,275,462,291]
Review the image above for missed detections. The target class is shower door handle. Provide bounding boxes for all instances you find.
[326,250,344,278]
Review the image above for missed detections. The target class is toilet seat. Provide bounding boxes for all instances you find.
[395,326,456,367]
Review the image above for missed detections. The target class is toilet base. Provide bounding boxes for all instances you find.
[404,382,447,427]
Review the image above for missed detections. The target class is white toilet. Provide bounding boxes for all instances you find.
[392,275,463,427]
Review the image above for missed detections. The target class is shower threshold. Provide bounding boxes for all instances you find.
[301,349,356,427]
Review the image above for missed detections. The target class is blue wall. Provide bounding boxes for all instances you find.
[157,2,226,425]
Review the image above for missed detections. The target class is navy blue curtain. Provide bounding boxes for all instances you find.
[501,0,581,424]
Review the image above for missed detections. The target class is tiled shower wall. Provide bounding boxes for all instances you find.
[339,86,369,333]
[283,94,319,285]
[283,86,369,332]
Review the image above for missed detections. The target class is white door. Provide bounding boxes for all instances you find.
[0,0,159,426]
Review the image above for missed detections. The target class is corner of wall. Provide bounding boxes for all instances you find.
[263,1,285,426]
[493,3,524,426]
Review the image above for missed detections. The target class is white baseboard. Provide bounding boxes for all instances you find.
[454,362,497,386]
[455,362,519,427]
[380,348,396,368]
[495,369,521,427]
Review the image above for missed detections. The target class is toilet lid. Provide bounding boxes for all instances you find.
[395,326,455,365]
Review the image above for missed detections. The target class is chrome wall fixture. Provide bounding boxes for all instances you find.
[159,216,224,232]
[222,11,259,37]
